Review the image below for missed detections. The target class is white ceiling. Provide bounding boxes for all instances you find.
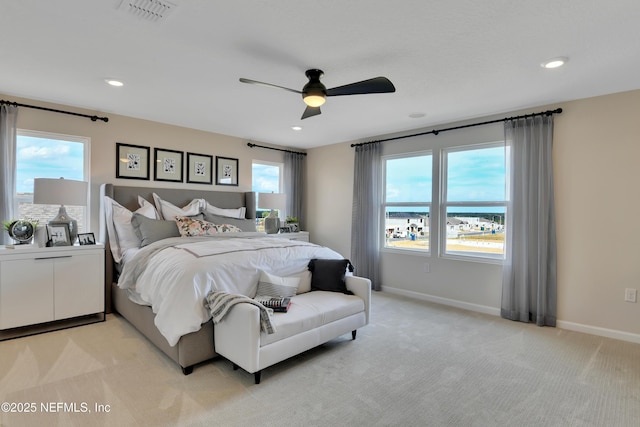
[2,0,639,149]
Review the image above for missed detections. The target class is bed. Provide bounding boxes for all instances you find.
[99,184,343,375]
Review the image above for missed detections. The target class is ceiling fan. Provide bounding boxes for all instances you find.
[239,69,396,120]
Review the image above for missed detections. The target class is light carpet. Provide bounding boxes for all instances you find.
[1,292,639,427]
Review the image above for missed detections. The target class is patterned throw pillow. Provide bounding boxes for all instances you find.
[174,216,242,237]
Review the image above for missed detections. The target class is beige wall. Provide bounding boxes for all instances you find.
[4,94,286,234]
[554,90,640,339]
[307,89,640,342]
[6,89,640,342]
[305,142,354,257]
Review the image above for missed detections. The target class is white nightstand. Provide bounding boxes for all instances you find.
[0,244,105,340]
[269,231,310,242]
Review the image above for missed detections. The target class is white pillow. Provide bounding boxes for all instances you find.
[294,270,312,294]
[255,271,300,298]
[204,201,246,219]
[103,196,158,263]
[138,196,159,217]
[152,193,203,220]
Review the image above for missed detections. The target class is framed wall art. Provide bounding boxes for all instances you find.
[187,152,213,184]
[116,142,150,180]
[154,148,184,182]
[215,156,238,186]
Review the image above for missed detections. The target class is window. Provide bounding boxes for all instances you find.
[252,160,283,230]
[381,142,506,261]
[383,152,432,252]
[16,130,90,232]
[442,143,506,259]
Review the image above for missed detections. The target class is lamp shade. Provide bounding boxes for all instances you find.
[257,192,286,211]
[33,178,88,206]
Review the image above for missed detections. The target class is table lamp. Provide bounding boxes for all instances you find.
[33,177,88,243]
[258,192,286,234]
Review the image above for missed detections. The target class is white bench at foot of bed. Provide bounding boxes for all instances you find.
[213,275,371,384]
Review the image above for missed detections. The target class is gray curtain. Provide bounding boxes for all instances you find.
[284,151,305,229]
[351,142,381,290]
[0,105,18,245]
[501,115,557,326]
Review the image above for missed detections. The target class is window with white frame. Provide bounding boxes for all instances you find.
[15,130,90,232]
[441,143,506,259]
[383,152,432,252]
[251,160,283,230]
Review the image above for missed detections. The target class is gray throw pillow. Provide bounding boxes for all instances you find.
[131,213,180,246]
[202,212,256,232]
[308,259,355,295]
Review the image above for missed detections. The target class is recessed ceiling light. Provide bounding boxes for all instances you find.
[541,57,568,69]
[105,79,124,87]
[409,112,426,119]
[291,126,302,131]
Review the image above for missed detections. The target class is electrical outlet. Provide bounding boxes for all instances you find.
[423,263,430,273]
[625,288,637,303]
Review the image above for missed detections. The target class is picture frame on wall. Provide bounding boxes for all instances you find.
[154,148,184,182]
[116,142,150,180]
[187,152,213,185]
[215,156,238,186]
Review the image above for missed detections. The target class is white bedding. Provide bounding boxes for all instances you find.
[117,234,343,346]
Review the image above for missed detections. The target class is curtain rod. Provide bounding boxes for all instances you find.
[0,99,109,123]
[351,108,562,148]
[247,142,307,156]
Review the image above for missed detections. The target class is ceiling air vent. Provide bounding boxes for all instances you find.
[118,0,176,22]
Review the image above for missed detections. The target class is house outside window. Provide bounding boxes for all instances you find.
[15,130,90,232]
[252,160,283,231]
[441,142,506,260]
[383,152,432,252]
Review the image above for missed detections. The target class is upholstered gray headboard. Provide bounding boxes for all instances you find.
[99,183,256,312]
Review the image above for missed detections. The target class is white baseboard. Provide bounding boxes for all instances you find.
[556,320,640,345]
[381,286,640,345]
[380,286,501,317]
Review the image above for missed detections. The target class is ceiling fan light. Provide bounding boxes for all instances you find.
[303,94,326,107]
[302,75,326,107]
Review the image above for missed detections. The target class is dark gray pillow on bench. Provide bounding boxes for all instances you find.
[308,259,354,295]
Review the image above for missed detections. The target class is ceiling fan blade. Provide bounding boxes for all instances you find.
[301,106,321,120]
[326,77,395,97]
[239,78,302,95]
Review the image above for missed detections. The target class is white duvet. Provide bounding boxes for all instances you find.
[117,234,343,346]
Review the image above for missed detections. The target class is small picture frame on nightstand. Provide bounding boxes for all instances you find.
[78,232,96,245]
[47,223,71,247]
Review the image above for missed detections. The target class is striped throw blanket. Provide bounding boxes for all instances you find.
[204,291,276,334]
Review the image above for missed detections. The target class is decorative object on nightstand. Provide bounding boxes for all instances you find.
[258,192,286,234]
[3,218,38,244]
[285,216,299,232]
[33,177,88,244]
[47,222,72,247]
